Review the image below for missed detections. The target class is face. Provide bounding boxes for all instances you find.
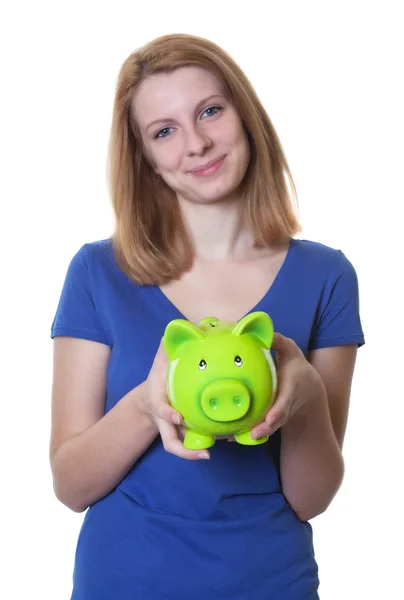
[131,66,250,205]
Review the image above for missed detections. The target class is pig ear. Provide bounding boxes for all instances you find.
[232,311,274,349]
[163,319,206,360]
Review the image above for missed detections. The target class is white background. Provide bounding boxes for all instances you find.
[1,1,403,598]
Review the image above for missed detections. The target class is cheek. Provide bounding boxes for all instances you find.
[221,119,249,156]
[153,141,184,174]
[234,123,249,149]
[229,130,250,170]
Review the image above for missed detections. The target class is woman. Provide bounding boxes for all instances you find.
[50,33,365,599]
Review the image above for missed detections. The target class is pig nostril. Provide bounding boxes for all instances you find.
[209,398,218,408]
[233,396,241,407]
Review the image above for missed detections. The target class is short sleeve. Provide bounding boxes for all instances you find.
[51,244,110,346]
[309,251,365,351]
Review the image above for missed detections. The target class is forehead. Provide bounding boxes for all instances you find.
[131,66,226,129]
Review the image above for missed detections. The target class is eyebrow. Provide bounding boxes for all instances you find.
[145,94,227,132]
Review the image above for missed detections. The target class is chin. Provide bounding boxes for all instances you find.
[190,188,240,205]
[189,175,247,205]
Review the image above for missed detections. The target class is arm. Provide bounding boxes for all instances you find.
[307,344,358,449]
[50,337,207,513]
[251,250,363,520]
[280,344,357,521]
[251,335,358,522]
[50,337,158,513]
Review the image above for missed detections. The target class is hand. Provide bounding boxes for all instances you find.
[250,333,325,440]
[141,339,211,460]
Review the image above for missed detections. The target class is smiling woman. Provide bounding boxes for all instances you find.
[50,33,365,600]
[108,34,300,284]
[132,67,251,209]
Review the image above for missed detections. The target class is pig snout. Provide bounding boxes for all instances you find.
[200,380,251,422]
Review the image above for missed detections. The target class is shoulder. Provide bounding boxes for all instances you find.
[60,238,129,297]
[291,238,357,280]
[67,238,119,277]
[78,238,115,265]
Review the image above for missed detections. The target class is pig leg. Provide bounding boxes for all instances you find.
[235,430,268,445]
[183,430,215,450]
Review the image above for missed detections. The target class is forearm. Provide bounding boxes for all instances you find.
[51,382,158,513]
[280,377,344,522]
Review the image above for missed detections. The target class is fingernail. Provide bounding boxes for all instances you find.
[251,432,258,440]
[198,452,210,459]
[173,414,182,425]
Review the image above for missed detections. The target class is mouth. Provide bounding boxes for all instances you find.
[188,155,226,177]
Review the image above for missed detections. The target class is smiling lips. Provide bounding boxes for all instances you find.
[188,155,226,177]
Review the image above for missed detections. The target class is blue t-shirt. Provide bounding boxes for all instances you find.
[51,237,365,600]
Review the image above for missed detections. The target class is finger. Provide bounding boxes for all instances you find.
[153,400,183,425]
[268,405,290,433]
[157,419,210,460]
[264,376,295,425]
[264,404,287,427]
[271,332,301,358]
[270,332,289,351]
[251,421,281,439]
[251,403,290,439]
[250,422,271,439]
[154,338,169,369]
[178,425,187,441]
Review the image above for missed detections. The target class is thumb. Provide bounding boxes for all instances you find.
[271,332,289,352]
[271,332,299,358]
[154,338,168,369]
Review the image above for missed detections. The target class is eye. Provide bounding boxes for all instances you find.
[198,359,207,371]
[155,127,174,139]
[201,106,222,119]
[234,355,243,367]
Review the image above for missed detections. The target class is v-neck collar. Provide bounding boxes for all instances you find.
[145,238,298,323]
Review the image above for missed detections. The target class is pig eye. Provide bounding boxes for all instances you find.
[198,359,207,371]
[234,355,243,367]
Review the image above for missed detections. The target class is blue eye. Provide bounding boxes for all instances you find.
[155,127,173,139]
[201,106,221,119]
[154,107,221,138]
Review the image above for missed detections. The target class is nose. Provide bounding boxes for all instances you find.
[184,125,211,156]
[201,380,251,422]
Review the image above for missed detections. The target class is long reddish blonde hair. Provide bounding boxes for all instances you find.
[107,33,301,284]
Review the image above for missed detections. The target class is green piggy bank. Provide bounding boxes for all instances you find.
[163,311,277,450]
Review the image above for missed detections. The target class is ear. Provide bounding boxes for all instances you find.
[198,316,218,329]
[232,311,274,349]
[163,319,206,360]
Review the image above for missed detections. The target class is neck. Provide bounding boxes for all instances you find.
[178,197,256,261]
